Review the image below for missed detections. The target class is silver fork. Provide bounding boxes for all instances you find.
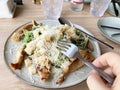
[57,40,114,85]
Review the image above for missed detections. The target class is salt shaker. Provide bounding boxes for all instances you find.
[70,0,84,12]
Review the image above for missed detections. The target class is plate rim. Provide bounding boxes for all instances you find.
[4,19,101,89]
[107,2,120,17]
[97,17,120,44]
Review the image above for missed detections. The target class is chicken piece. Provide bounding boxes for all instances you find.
[37,59,51,81]
[10,45,26,70]
[18,24,33,34]
[79,50,94,61]
[66,28,78,40]
[56,66,69,84]
[11,20,40,42]
[11,33,22,41]
[56,32,63,39]
[33,0,42,4]
[37,66,50,81]
[69,50,95,72]
[44,59,51,70]
[69,58,83,72]
[44,35,53,42]
[32,20,38,26]
[59,24,70,32]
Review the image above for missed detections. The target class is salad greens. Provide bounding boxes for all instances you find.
[32,25,41,30]
[53,53,70,68]
[23,30,34,43]
[71,29,89,50]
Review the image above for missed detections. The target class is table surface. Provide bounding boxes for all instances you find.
[0,1,120,90]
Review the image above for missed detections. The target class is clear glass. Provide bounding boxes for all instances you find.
[90,0,111,17]
[70,0,84,12]
[42,0,63,20]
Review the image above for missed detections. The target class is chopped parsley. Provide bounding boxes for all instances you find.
[71,29,89,50]
[53,53,69,68]
[23,30,34,43]
[32,25,41,30]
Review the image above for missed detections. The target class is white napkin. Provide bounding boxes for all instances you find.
[0,0,16,18]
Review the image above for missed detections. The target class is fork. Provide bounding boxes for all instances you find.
[57,40,114,85]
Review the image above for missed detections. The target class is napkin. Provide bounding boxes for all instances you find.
[0,0,16,18]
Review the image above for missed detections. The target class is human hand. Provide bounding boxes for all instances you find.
[87,52,120,90]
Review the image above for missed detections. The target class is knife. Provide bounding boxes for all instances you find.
[101,25,120,30]
[112,0,119,16]
[58,17,114,49]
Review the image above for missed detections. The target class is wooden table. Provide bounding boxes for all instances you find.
[0,1,120,90]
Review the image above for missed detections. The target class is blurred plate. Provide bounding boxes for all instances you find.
[4,20,100,89]
[97,17,120,44]
[107,2,120,16]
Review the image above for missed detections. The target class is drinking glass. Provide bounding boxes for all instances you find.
[42,0,63,20]
[90,0,111,17]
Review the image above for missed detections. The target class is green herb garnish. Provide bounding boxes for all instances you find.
[23,30,34,43]
[53,53,69,68]
[71,30,89,50]
[32,25,41,30]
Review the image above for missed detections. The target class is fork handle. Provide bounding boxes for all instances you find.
[78,57,114,84]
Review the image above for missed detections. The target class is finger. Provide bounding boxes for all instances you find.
[87,70,110,90]
[104,67,115,78]
[92,52,120,76]
[112,75,120,90]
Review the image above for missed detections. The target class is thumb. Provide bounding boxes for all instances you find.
[87,71,110,90]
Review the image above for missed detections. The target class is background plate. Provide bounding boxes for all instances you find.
[107,2,120,16]
[97,17,120,44]
[4,20,100,89]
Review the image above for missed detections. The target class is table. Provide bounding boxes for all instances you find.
[0,1,120,90]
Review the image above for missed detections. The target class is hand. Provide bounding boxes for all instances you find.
[87,52,120,90]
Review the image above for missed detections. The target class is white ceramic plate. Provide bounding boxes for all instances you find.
[4,20,100,89]
[107,2,120,16]
[97,17,120,44]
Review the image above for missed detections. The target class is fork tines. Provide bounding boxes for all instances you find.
[56,39,71,52]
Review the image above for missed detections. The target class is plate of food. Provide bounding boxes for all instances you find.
[4,20,100,89]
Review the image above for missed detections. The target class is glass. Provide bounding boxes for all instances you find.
[90,0,111,17]
[42,0,63,20]
[70,0,84,12]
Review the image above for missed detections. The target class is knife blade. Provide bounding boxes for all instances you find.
[101,25,120,30]
[112,0,119,16]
